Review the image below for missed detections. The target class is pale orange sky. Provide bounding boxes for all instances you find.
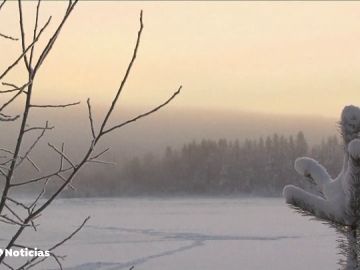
[1,1,360,118]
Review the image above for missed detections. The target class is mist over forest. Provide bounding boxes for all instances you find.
[1,106,343,197]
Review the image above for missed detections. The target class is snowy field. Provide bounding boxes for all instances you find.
[0,198,341,270]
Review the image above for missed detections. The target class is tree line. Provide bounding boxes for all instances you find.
[109,131,343,196]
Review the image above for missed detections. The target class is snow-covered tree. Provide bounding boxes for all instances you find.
[284,105,360,269]
[284,105,360,225]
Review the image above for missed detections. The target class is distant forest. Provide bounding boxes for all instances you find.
[72,132,344,197]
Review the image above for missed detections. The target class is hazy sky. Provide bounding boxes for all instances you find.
[1,1,360,118]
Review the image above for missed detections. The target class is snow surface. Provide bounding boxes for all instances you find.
[0,198,340,270]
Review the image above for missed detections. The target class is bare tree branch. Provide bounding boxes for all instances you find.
[0,148,39,172]
[87,98,96,139]
[0,0,76,226]
[18,0,31,71]
[0,214,30,227]
[28,178,48,212]
[0,168,7,178]
[98,10,144,136]
[0,81,30,93]
[29,0,41,67]
[16,121,52,170]
[10,165,73,187]
[55,172,76,191]
[0,89,24,111]
[4,204,24,225]
[48,143,76,169]
[0,32,18,41]
[50,216,90,251]
[18,11,147,226]
[0,81,30,113]
[90,147,110,160]
[30,101,80,108]
[88,159,115,165]
[14,216,89,270]
[33,0,79,73]
[59,143,64,170]
[0,16,51,81]
[24,124,54,133]
[5,197,28,210]
[0,0,6,12]
[102,86,182,136]
[1,82,18,89]
[3,261,15,270]
[0,114,19,122]
[0,6,181,269]
[13,244,65,270]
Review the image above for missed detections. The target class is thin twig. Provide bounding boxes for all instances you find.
[0,82,28,94]
[16,121,51,171]
[18,0,31,71]
[87,98,96,139]
[0,16,51,81]
[13,244,65,270]
[50,216,90,251]
[29,0,41,67]
[0,148,39,172]
[24,124,54,133]
[98,10,144,135]
[0,214,30,227]
[0,115,19,122]
[10,166,73,187]
[33,0,79,73]
[14,216,89,270]
[1,82,18,89]
[90,148,110,160]
[4,204,24,224]
[102,86,181,135]
[3,262,14,270]
[55,173,76,191]
[59,143,64,170]
[28,178,48,211]
[6,197,28,210]
[48,143,76,169]
[88,159,116,165]
[0,0,7,12]
[30,101,80,108]
[0,32,18,41]
[0,81,31,112]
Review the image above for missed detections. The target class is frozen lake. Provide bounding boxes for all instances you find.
[0,197,341,270]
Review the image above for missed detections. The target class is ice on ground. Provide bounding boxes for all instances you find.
[0,198,338,270]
